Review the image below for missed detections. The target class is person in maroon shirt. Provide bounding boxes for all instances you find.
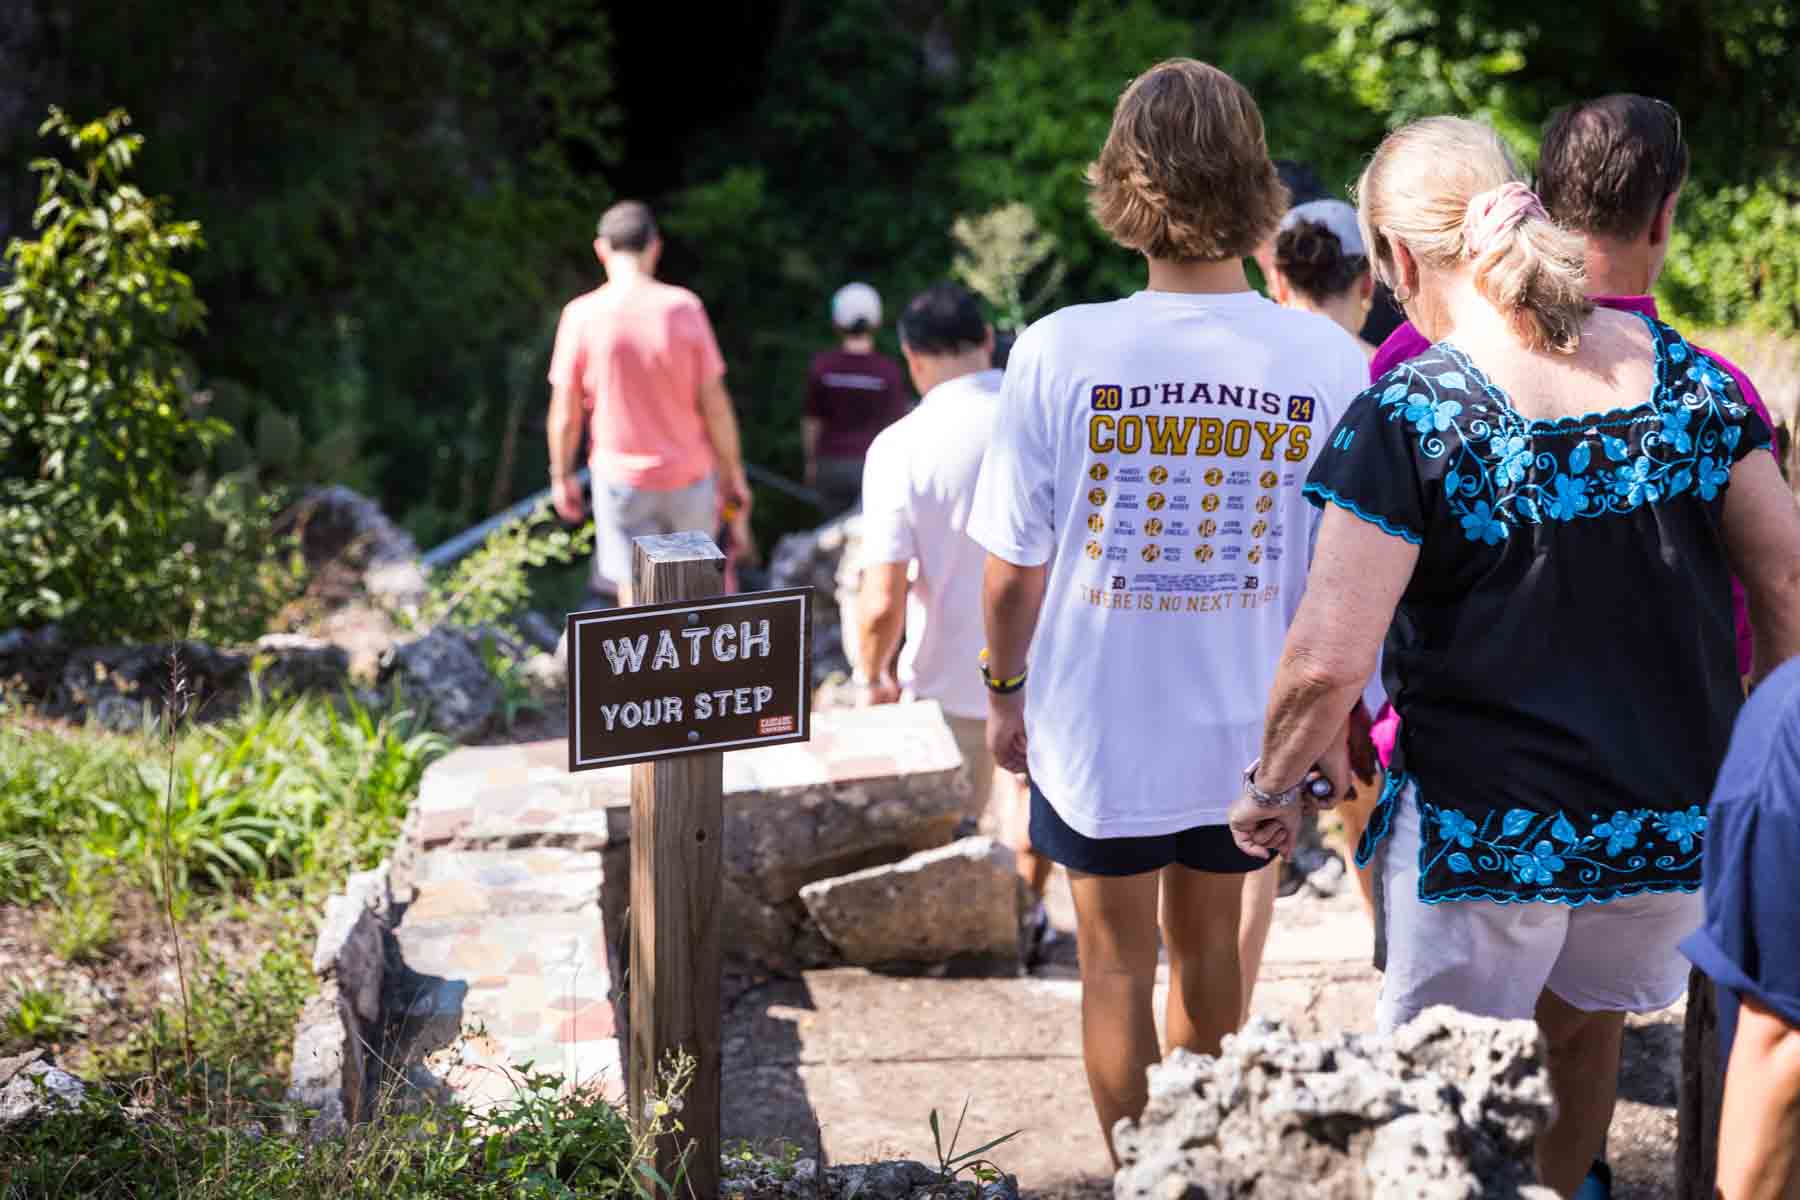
[804,282,910,514]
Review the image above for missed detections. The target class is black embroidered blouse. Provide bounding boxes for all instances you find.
[1306,315,1770,905]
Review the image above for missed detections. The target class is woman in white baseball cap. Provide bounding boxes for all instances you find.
[803,282,910,513]
[1269,199,1379,360]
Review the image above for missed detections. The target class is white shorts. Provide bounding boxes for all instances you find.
[591,475,717,590]
[1377,784,1701,1033]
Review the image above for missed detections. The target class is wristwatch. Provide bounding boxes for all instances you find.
[1241,758,1309,809]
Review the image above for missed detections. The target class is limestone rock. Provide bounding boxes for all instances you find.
[379,626,501,740]
[800,837,1025,968]
[720,1154,1019,1200]
[1112,1007,1558,1199]
[285,485,427,610]
[516,611,563,653]
[721,701,971,906]
[768,510,861,689]
[288,989,368,1137]
[312,889,386,1025]
[57,641,230,730]
[344,860,395,926]
[0,624,65,702]
[0,1050,85,1126]
[254,634,352,695]
[47,637,348,729]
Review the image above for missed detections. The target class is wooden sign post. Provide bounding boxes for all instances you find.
[565,531,812,1198]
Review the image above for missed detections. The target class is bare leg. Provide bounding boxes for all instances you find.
[1237,863,1278,1019]
[1535,987,1626,1198]
[1067,868,1162,1168]
[1167,865,1251,1052]
[998,771,1052,897]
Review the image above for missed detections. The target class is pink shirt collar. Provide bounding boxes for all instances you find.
[1591,294,1659,319]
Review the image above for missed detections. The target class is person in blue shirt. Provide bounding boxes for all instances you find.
[1684,656,1800,1200]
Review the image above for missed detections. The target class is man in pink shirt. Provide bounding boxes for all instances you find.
[1370,95,1774,679]
[547,200,750,605]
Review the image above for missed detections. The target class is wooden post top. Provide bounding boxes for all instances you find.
[634,531,725,565]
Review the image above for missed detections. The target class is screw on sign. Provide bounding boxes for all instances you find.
[566,531,812,1196]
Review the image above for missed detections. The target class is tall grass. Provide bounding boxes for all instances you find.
[0,674,709,1198]
[0,689,449,905]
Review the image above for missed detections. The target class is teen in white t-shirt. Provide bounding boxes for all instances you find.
[970,290,1365,833]
[966,59,1369,1170]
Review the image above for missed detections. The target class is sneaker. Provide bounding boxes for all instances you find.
[1573,1160,1613,1200]
[1023,901,1055,966]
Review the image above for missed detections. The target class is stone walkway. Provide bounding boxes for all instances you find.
[382,725,1683,1196]
[720,878,1384,1190]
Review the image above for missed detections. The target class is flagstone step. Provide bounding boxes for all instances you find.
[406,700,966,855]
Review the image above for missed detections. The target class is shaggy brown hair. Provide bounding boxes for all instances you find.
[1087,60,1287,263]
[1537,95,1689,241]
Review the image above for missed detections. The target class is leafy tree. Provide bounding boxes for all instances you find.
[948,0,1198,302]
[23,1,624,547]
[1663,178,1800,336]
[0,110,292,642]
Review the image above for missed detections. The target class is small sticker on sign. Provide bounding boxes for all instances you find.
[758,714,796,735]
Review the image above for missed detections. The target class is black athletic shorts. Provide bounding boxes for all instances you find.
[1028,781,1270,877]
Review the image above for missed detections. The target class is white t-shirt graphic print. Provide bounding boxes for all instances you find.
[968,289,1368,838]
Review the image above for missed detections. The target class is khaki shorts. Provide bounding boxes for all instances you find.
[944,713,995,823]
[591,474,717,590]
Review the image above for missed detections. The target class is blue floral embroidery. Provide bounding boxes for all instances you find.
[1612,456,1661,506]
[1511,841,1566,886]
[1406,397,1463,434]
[1436,808,1478,848]
[1592,811,1642,855]
[1545,473,1589,519]
[1654,807,1708,854]
[1661,406,1692,453]
[1413,789,1705,904]
[1460,501,1507,545]
[1376,316,1754,544]
[1697,456,1731,501]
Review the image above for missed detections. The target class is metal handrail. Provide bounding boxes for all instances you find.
[420,463,828,569]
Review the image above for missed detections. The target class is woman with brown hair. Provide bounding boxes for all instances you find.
[1269,198,1379,360]
[969,59,1368,1166]
[1229,116,1800,1197]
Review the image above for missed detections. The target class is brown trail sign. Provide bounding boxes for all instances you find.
[566,531,812,1196]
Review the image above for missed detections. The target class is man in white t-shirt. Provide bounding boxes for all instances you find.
[967,59,1370,1168]
[854,283,1051,909]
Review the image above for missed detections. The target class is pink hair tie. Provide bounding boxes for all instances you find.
[1463,181,1547,257]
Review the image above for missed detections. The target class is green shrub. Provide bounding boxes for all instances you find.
[0,109,297,643]
[0,691,449,904]
[411,501,593,635]
[0,1059,695,1199]
[42,865,118,963]
[96,919,314,1104]
[1661,176,1800,337]
[1,982,78,1047]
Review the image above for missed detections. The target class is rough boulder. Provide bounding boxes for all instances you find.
[1112,1006,1559,1199]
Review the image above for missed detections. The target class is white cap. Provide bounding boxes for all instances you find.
[831,282,882,331]
[1279,199,1366,257]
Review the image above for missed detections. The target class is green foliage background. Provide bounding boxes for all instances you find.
[4,0,1796,560]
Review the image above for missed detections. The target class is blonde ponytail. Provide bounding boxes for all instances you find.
[1357,117,1592,353]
